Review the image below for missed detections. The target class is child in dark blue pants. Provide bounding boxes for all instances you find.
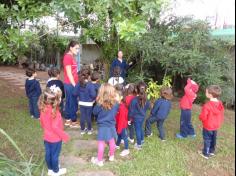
[145,87,173,141]
[25,68,41,119]
[73,68,97,135]
[129,82,150,150]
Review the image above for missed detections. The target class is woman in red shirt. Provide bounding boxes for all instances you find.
[63,41,80,128]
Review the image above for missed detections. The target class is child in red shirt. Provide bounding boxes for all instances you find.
[115,83,135,156]
[39,86,70,176]
[176,78,199,138]
[198,85,224,159]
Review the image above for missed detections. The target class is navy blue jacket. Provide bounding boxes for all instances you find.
[46,79,65,99]
[110,58,129,78]
[25,79,42,98]
[128,97,150,120]
[92,82,101,97]
[150,98,171,120]
[93,104,119,127]
[73,82,97,103]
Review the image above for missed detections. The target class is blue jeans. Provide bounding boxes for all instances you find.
[64,84,78,122]
[134,118,144,145]
[44,141,62,173]
[202,128,217,156]
[29,96,40,118]
[180,109,195,137]
[116,129,129,149]
[145,116,165,140]
[80,105,93,130]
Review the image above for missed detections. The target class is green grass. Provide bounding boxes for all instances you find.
[0,86,235,175]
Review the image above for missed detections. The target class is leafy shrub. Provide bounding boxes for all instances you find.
[146,76,172,102]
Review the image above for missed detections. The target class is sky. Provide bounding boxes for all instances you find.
[172,0,235,28]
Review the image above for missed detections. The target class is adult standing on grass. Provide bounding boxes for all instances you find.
[110,50,132,80]
[63,40,80,128]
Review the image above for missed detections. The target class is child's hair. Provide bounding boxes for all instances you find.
[113,66,121,77]
[65,40,79,54]
[206,85,222,98]
[136,81,147,108]
[91,71,100,81]
[48,67,60,78]
[79,68,91,87]
[160,86,173,100]
[124,83,136,96]
[96,83,118,110]
[114,83,124,100]
[38,86,62,118]
[26,68,36,77]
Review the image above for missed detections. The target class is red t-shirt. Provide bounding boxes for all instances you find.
[63,53,78,84]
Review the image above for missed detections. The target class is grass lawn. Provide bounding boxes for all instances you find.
[0,78,235,176]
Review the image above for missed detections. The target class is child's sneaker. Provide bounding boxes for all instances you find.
[146,133,153,137]
[80,129,87,135]
[188,134,196,138]
[91,157,104,167]
[176,133,186,139]
[87,130,93,135]
[64,120,71,126]
[209,153,215,157]
[128,137,134,144]
[134,143,142,150]
[48,169,53,176]
[115,145,120,149]
[109,155,115,161]
[50,168,67,176]
[198,151,209,159]
[141,140,144,145]
[121,139,124,144]
[70,122,79,128]
[120,149,130,156]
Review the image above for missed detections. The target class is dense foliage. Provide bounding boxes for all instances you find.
[132,17,234,104]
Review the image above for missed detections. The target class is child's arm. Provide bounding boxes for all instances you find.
[88,84,97,100]
[128,99,135,121]
[93,105,101,116]
[199,104,209,122]
[184,78,195,96]
[51,112,70,142]
[60,81,65,99]
[150,100,161,117]
[36,81,42,96]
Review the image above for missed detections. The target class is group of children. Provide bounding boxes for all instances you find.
[24,66,224,175]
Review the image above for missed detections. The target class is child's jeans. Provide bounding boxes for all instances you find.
[79,105,93,131]
[29,96,40,118]
[202,128,217,156]
[44,141,62,173]
[180,109,195,137]
[145,116,165,140]
[97,138,115,161]
[134,118,145,145]
[64,84,78,122]
[116,129,129,149]
[128,121,135,140]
